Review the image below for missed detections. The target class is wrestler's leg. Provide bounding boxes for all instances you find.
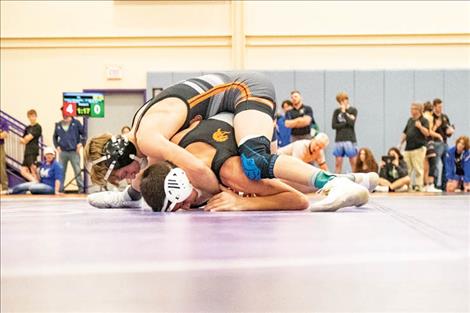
[234,108,376,192]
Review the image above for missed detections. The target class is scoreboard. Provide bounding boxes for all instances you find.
[63,92,105,118]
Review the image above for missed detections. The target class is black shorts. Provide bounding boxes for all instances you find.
[22,154,38,167]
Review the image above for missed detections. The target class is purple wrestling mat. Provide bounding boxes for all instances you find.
[1,194,469,312]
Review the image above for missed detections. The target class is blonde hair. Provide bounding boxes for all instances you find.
[336,92,349,104]
[411,102,423,113]
[314,132,329,147]
[84,133,115,186]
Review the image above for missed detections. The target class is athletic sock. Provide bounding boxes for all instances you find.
[127,186,142,201]
[312,171,336,189]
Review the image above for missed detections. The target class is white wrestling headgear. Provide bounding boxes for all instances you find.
[162,168,194,212]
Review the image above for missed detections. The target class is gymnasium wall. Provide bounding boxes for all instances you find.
[1,0,469,149]
[147,70,470,171]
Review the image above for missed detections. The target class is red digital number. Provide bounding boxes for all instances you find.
[62,102,77,117]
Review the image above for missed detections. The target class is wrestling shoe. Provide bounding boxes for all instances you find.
[424,184,443,193]
[87,186,142,208]
[374,185,389,192]
[309,177,369,212]
[345,172,379,192]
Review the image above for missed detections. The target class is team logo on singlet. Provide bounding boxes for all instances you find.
[212,128,230,142]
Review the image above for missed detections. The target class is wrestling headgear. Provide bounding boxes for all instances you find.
[162,167,194,212]
[89,135,142,181]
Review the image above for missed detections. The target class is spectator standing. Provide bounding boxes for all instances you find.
[445,136,470,192]
[432,98,454,189]
[400,102,429,191]
[422,102,442,192]
[53,112,85,192]
[20,109,42,182]
[276,100,293,148]
[332,91,358,173]
[277,132,330,170]
[354,148,378,173]
[375,147,411,192]
[285,90,315,142]
[10,147,63,195]
[0,118,9,192]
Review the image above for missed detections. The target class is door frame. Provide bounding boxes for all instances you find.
[82,89,146,192]
[82,88,146,136]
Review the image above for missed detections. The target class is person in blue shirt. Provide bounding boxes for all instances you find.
[276,100,293,148]
[10,147,64,195]
[445,136,470,192]
[53,112,85,192]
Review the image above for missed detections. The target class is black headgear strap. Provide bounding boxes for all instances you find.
[89,135,141,181]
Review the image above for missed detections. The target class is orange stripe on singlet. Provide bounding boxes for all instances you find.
[188,81,252,108]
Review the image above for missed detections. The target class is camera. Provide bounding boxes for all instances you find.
[382,156,393,163]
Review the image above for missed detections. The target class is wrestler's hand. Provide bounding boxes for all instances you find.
[205,186,246,212]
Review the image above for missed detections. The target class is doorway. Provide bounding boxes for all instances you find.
[83,89,146,192]
[84,89,146,138]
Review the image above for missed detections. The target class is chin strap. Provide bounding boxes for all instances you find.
[162,168,194,212]
[99,153,143,182]
[87,135,143,181]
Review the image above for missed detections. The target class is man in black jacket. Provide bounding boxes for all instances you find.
[285,90,316,142]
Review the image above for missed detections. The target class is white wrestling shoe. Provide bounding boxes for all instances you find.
[374,185,390,192]
[309,177,369,212]
[87,186,142,209]
[346,172,379,192]
[424,184,443,193]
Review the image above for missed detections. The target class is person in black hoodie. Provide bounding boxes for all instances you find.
[332,91,358,173]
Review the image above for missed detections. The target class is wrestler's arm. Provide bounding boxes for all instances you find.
[206,182,308,212]
[137,113,220,194]
[285,115,312,128]
[316,151,329,171]
[206,157,309,211]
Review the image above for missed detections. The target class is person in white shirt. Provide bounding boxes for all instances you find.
[277,132,329,171]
